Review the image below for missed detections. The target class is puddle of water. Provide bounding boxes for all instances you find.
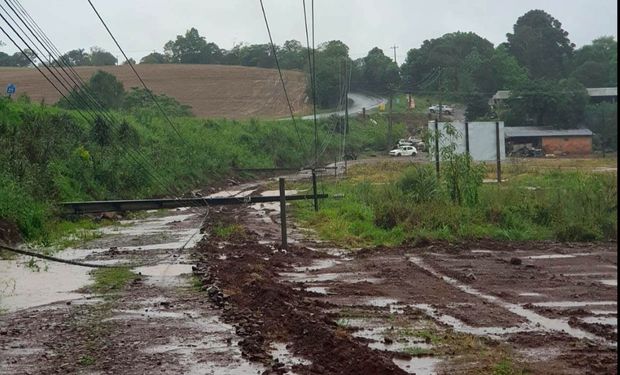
[408,257,613,344]
[362,297,400,307]
[280,272,382,284]
[270,342,312,368]
[0,259,91,312]
[591,309,618,315]
[393,356,441,375]
[525,253,592,260]
[471,249,493,253]
[292,259,339,272]
[519,292,545,297]
[562,272,616,277]
[249,202,281,212]
[532,301,617,308]
[580,316,618,326]
[134,264,194,278]
[305,286,330,295]
[260,190,299,197]
[599,279,617,286]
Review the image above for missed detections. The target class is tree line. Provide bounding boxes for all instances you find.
[1,10,617,147]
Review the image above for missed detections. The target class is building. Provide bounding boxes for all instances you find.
[489,87,617,106]
[504,127,593,156]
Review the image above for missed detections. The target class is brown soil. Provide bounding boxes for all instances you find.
[193,205,618,374]
[0,64,307,119]
[0,219,22,246]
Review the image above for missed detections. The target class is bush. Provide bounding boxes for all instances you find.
[397,165,443,204]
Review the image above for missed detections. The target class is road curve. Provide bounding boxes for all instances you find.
[300,92,386,120]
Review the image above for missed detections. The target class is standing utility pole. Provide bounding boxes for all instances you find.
[388,94,393,149]
[390,45,398,65]
[343,60,350,175]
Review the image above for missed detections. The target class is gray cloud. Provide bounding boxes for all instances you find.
[2,0,617,62]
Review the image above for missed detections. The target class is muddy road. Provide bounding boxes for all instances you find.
[0,178,617,374]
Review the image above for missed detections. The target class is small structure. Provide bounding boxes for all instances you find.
[427,121,505,161]
[504,127,593,156]
[490,87,617,106]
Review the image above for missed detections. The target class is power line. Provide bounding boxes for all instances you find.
[86,0,187,143]
[258,0,307,161]
[0,1,183,198]
[302,0,318,168]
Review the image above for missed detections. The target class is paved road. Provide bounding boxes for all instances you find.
[300,92,386,120]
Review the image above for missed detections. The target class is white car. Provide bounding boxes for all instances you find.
[428,104,453,115]
[389,145,417,157]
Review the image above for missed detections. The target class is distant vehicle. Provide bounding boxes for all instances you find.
[389,145,417,157]
[400,137,425,151]
[397,139,414,147]
[428,104,453,115]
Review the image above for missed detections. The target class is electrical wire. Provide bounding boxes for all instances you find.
[86,0,187,143]
[258,0,307,162]
[0,3,181,198]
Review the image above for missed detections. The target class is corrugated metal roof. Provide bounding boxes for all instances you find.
[505,127,593,138]
[492,87,617,101]
[586,87,618,97]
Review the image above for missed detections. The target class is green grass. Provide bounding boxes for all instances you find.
[493,357,528,375]
[78,355,96,366]
[210,223,245,241]
[89,268,138,295]
[403,346,433,356]
[293,162,617,246]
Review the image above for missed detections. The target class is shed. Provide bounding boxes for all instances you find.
[504,127,593,155]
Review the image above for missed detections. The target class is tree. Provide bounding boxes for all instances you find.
[310,40,351,108]
[401,32,494,94]
[88,47,117,66]
[354,47,401,95]
[570,36,617,87]
[163,28,223,64]
[89,70,124,109]
[586,102,617,151]
[58,70,125,110]
[122,58,136,65]
[505,10,574,79]
[140,52,167,64]
[279,40,305,70]
[60,49,89,66]
[237,43,275,68]
[505,78,588,128]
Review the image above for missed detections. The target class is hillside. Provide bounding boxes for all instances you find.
[0,64,308,119]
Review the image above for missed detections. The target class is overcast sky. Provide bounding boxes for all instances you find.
[2,0,618,63]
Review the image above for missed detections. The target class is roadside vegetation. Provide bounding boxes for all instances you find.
[293,148,617,247]
[0,88,401,243]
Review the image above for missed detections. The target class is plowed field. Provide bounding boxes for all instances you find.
[0,64,308,119]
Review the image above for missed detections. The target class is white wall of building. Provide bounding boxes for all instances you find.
[427,121,506,161]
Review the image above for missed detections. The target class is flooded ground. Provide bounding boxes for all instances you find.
[1,176,617,374]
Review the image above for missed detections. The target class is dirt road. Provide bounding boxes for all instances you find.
[0,174,617,374]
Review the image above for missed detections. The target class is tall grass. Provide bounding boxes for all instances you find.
[0,98,400,241]
[293,163,617,247]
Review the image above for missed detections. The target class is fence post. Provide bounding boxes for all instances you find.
[465,122,470,156]
[434,119,440,178]
[279,178,288,250]
[312,169,319,212]
[495,121,502,183]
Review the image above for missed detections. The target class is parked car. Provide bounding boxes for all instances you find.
[428,104,453,115]
[389,145,417,157]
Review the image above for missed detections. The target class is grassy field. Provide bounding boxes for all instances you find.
[293,158,617,247]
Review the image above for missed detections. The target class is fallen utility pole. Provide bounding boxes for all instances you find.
[61,193,328,215]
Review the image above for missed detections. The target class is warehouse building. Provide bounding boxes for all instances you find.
[504,127,593,156]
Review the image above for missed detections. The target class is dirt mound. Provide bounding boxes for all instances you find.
[194,236,407,374]
[0,64,308,119]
